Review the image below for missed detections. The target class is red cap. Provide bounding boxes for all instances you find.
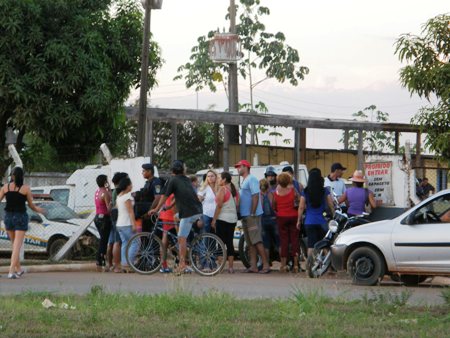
[234,160,251,168]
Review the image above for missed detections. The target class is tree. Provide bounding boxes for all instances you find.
[174,0,309,144]
[0,0,162,176]
[153,121,222,173]
[340,105,395,152]
[395,13,450,162]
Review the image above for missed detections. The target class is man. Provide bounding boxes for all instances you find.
[324,162,347,201]
[150,160,203,273]
[418,178,435,200]
[134,163,162,232]
[235,159,270,273]
[264,166,277,193]
[282,165,303,194]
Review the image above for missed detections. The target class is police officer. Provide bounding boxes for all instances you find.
[134,163,162,232]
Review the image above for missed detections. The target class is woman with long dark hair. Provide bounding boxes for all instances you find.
[297,168,334,256]
[0,167,45,279]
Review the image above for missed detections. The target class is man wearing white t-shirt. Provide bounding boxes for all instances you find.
[324,163,347,203]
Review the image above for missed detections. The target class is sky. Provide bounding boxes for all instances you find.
[129,0,448,149]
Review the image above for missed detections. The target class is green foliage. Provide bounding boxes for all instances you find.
[441,287,450,306]
[153,121,222,173]
[0,0,162,170]
[340,105,396,152]
[1,291,449,337]
[395,13,450,162]
[361,290,412,307]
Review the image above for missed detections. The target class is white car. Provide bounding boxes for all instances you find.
[0,201,99,259]
[331,189,450,286]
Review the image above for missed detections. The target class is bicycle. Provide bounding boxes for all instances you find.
[125,214,227,276]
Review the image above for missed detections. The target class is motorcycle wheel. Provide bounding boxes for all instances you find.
[306,247,331,278]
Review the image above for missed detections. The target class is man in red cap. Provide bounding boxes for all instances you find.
[235,160,270,273]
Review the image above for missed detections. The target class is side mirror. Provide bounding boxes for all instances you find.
[404,213,415,225]
[30,214,42,223]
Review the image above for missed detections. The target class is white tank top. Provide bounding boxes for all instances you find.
[218,189,238,223]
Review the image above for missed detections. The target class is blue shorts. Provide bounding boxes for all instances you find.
[178,214,202,238]
[4,211,29,232]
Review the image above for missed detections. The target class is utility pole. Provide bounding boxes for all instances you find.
[137,1,152,157]
[224,0,239,170]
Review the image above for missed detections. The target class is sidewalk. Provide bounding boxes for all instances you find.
[0,262,96,274]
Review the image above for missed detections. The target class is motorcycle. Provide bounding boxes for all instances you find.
[306,210,370,278]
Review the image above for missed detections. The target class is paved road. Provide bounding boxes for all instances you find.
[0,267,448,306]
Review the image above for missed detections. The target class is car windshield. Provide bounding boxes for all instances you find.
[413,193,450,223]
[34,202,80,221]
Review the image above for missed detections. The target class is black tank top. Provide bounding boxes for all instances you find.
[5,184,27,213]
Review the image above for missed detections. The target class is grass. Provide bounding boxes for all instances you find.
[0,287,449,337]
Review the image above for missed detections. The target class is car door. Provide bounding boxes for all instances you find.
[391,193,450,273]
[23,207,48,252]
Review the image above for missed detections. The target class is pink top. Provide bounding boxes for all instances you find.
[95,188,110,215]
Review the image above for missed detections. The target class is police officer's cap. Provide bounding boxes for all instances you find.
[142,163,154,171]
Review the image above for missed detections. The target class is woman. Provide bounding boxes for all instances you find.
[338,170,376,216]
[297,168,334,256]
[211,172,239,273]
[197,170,218,233]
[273,173,299,273]
[0,167,45,279]
[260,178,279,267]
[115,177,138,272]
[94,174,112,271]
[106,172,128,273]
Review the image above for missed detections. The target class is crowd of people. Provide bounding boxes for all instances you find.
[1,160,378,278]
[90,159,378,275]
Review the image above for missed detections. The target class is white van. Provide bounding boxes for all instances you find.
[196,162,308,188]
[249,162,308,187]
[31,157,158,216]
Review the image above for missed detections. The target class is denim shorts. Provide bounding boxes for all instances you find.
[178,214,202,238]
[4,211,29,231]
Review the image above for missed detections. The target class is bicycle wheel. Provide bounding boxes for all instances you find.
[126,232,162,274]
[190,233,227,276]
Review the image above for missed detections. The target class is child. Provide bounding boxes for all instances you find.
[159,193,177,273]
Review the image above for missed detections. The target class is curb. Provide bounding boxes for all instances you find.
[0,263,96,274]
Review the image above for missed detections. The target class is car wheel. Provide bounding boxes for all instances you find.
[48,238,72,260]
[347,246,385,286]
[399,275,429,286]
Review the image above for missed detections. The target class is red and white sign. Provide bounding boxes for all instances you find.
[364,162,394,205]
